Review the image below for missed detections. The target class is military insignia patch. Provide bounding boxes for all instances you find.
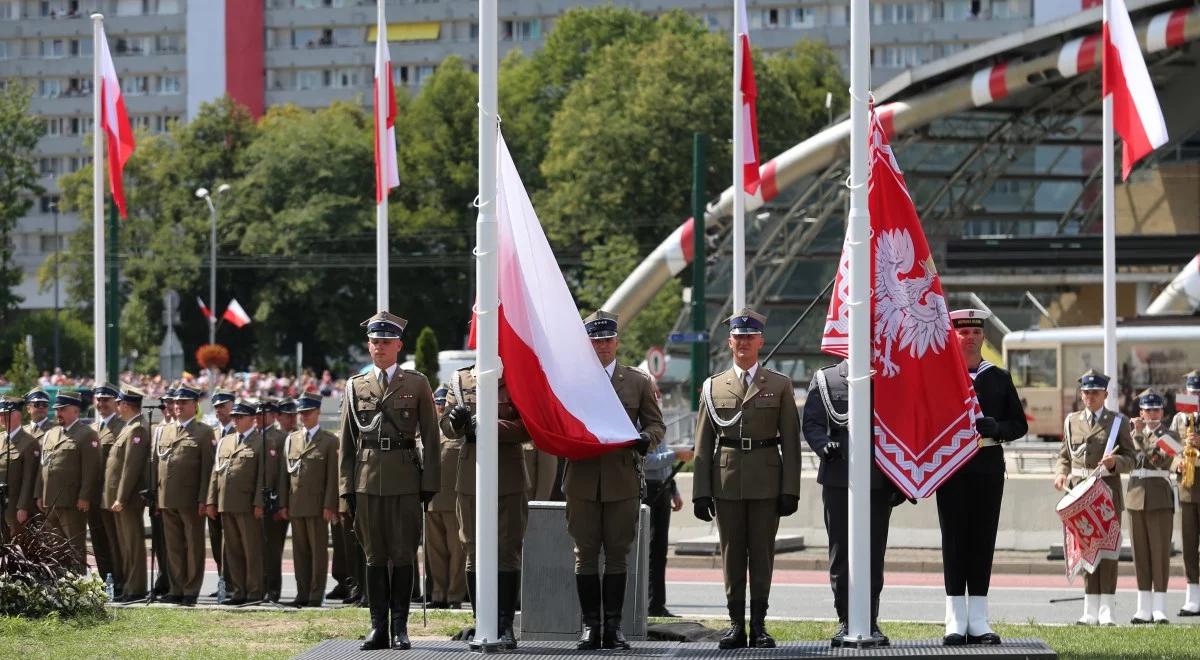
[133,437,141,444]
[270,449,277,457]
[92,440,99,448]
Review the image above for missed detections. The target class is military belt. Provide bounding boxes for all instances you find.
[718,437,781,451]
[361,436,415,451]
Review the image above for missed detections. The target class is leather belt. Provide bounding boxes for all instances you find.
[978,438,1002,448]
[361,436,415,451]
[718,437,781,451]
[1131,468,1171,479]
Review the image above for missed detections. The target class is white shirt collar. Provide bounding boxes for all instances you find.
[306,424,319,441]
[240,429,254,443]
[101,412,117,426]
[603,361,617,379]
[63,418,78,432]
[733,362,759,384]
[178,416,197,428]
[378,363,398,384]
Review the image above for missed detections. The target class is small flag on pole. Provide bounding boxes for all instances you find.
[197,297,213,321]
[96,20,135,217]
[222,299,252,328]
[1104,0,1168,179]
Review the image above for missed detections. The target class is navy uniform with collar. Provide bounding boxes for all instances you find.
[207,388,236,587]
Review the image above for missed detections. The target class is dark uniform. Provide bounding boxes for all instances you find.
[426,387,467,608]
[208,401,265,604]
[0,397,39,540]
[1128,389,1177,624]
[258,400,289,602]
[90,383,124,593]
[441,366,530,647]
[280,393,340,607]
[1170,370,1200,617]
[339,311,439,650]
[803,360,899,646]
[147,393,175,597]
[937,309,1027,646]
[38,391,102,571]
[694,309,801,649]
[207,388,236,592]
[104,387,152,601]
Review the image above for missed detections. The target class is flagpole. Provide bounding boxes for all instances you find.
[1102,0,1118,410]
[472,0,500,647]
[846,0,875,646]
[375,0,388,310]
[731,0,745,312]
[92,13,106,384]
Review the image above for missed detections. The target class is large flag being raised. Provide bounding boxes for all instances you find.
[735,0,761,195]
[494,132,639,460]
[97,21,135,218]
[1104,0,1167,180]
[822,109,981,499]
[373,9,399,202]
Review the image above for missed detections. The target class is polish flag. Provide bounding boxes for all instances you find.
[1176,393,1199,414]
[494,132,639,460]
[736,0,761,195]
[1104,0,1168,179]
[373,9,399,203]
[222,298,252,328]
[1154,432,1183,458]
[197,297,213,321]
[97,22,135,218]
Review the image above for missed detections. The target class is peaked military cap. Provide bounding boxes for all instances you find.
[949,308,990,329]
[433,386,448,405]
[52,390,84,409]
[24,388,50,404]
[93,382,120,399]
[584,310,619,339]
[362,311,407,339]
[1137,388,1164,409]
[725,307,767,335]
[211,389,236,405]
[295,393,322,412]
[231,400,257,416]
[173,384,201,401]
[256,399,279,414]
[119,385,146,403]
[0,395,23,412]
[1078,369,1109,391]
[162,381,181,401]
[1186,369,1200,392]
[276,398,298,414]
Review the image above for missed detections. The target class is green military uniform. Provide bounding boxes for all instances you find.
[23,389,57,446]
[279,393,339,607]
[524,441,557,502]
[207,389,236,589]
[155,385,215,603]
[339,311,439,650]
[426,387,466,608]
[258,402,288,602]
[90,383,125,593]
[694,309,801,649]
[0,398,39,538]
[208,402,265,604]
[103,387,151,600]
[38,392,102,571]
[1169,370,1200,616]
[1127,389,1176,624]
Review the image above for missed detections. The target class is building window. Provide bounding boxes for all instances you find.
[45,117,63,136]
[502,19,540,42]
[702,13,721,30]
[40,195,60,213]
[874,45,926,68]
[122,75,149,95]
[873,3,926,25]
[296,70,320,90]
[39,157,60,176]
[38,79,63,98]
[0,1,15,20]
[40,39,66,58]
[414,65,434,86]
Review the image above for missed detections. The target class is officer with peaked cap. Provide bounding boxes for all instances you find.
[0,396,39,540]
[1170,369,1200,616]
[207,400,265,605]
[1128,389,1177,624]
[693,308,800,648]
[106,385,152,601]
[340,311,440,650]
[23,388,56,443]
[206,388,236,595]
[257,398,289,602]
[279,392,339,607]
[426,386,467,609]
[37,391,102,571]
[90,383,124,596]
[146,385,176,597]
[1055,369,1135,625]
[937,309,1027,645]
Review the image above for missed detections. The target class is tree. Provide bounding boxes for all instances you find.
[5,340,38,394]
[413,326,440,386]
[0,310,93,376]
[0,83,45,322]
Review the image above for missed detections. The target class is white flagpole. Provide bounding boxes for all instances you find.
[846,0,874,645]
[731,0,746,312]
[92,13,106,384]
[474,0,500,647]
[375,0,389,310]
[1102,0,1118,410]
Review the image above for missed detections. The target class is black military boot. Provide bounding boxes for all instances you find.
[749,599,776,648]
[601,573,631,650]
[360,566,391,651]
[391,565,413,650]
[463,570,477,642]
[718,600,748,649]
[498,571,519,650]
[831,601,848,648]
[575,574,602,650]
[872,597,890,647]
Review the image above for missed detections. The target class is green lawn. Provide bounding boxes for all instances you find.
[0,609,1196,659]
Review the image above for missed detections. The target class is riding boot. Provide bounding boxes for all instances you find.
[360,566,391,651]
[749,599,776,648]
[601,573,631,650]
[464,570,477,642]
[391,565,413,650]
[498,571,519,650]
[575,574,602,650]
[718,600,747,649]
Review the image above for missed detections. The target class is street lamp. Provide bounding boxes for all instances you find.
[50,201,60,371]
[195,183,231,346]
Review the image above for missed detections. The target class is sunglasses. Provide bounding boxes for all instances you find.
[31,402,49,408]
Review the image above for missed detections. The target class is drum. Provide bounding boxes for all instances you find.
[1056,476,1121,578]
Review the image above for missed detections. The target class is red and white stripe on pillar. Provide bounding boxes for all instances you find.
[185,1,264,119]
[1057,34,1100,78]
[1146,8,1189,53]
[970,63,1009,107]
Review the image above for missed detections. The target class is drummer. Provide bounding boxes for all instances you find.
[1053,369,1135,626]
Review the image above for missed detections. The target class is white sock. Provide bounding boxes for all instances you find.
[1184,583,1200,612]
[1152,592,1169,621]
[1133,590,1152,620]
[966,595,993,636]
[944,596,967,636]
[1098,594,1116,625]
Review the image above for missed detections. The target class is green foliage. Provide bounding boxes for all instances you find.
[0,83,45,321]
[413,326,440,385]
[0,524,107,618]
[4,341,37,394]
[0,311,93,377]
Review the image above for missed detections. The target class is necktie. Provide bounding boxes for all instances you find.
[379,369,389,390]
[100,420,106,430]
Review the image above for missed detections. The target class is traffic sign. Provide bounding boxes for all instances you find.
[668,331,710,343]
[645,346,667,379]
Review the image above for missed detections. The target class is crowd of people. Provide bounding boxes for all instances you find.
[0,368,347,403]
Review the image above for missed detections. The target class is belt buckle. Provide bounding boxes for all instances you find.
[380,435,392,452]
[740,437,753,452]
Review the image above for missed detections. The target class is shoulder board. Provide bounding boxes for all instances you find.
[763,367,788,378]
[348,372,369,382]
[624,365,652,380]
[403,368,423,376]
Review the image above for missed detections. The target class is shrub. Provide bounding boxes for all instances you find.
[195,343,230,370]
[0,521,108,618]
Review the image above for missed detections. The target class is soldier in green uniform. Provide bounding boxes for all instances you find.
[340,311,440,650]
[524,440,557,502]
[1171,370,1200,617]
[258,399,288,603]
[23,389,56,444]
[276,398,298,433]
[1,397,39,540]
[563,310,664,651]
[155,384,215,606]
[90,383,124,594]
[441,363,530,647]
[37,391,102,571]
[207,400,264,605]
[106,386,151,601]
[207,389,236,596]
[1054,369,1135,626]
[279,393,339,607]
[426,387,466,609]
[693,309,801,648]
[1127,389,1177,624]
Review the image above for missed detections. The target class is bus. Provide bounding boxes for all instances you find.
[1002,319,1200,440]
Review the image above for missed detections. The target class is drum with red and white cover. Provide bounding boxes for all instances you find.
[1056,475,1122,579]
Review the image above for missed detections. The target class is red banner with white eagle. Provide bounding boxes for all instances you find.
[821,109,981,499]
[1057,476,1122,579]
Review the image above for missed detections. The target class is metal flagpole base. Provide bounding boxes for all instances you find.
[839,634,888,649]
[467,638,507,653]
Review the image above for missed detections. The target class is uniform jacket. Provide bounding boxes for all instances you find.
[1169,411,1200,504]
[279,427,339,517]
[92,414,125,505]
[24,417,57,445]
[1056,407,1136,512]
[339,366,440,497]
[261,425,286,496]
[961,363,1029,475]
[802,362,891,490]
[155,417,216,511]
[429,433,461,512]
[207,431,264,513]
[39,420,102,508]
[102,416,150,509]
[523,441,558,502]
[1127,424,1177,511]
[0,426,40,514]
[441,369,529,497]
[564,363,665,502]
[694,365,801,501]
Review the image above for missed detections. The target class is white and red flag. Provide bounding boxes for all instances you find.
[97,21,135,217]
[373,9,399,203]
[735,0,761,195]
[222,298,252,328]
[1176,393,1199,414]
[494,132,639,460]
[1104,0,1168,179]
[821,109,981,499]
[197,297,213,321]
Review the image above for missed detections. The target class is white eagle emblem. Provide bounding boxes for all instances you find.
[873,228,949,377]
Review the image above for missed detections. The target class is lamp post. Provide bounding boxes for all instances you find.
[195,183,230,346]
[50,201,60,371]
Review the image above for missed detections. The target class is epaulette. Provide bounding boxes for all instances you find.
[348,371,369,382]
[764,366,788,378]
[625,365,652,380]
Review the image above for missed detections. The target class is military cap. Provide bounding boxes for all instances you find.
[1186,370,1200,392]
[583,310,619,339]
[211,389,236,405]
[276,398,298,414]
[295,393,322,412]
[255,399,279,414]
[93,382,120,399]
[433,386,448,405]
[119,385,146,403]
[162,381,181,401]
[1137,388,1164,409]
[173,384,201,401]
[362,311,407,339]
[0,395,23,412]
[24,388,50,404]
[949,308,990,329]
[1078,369,1110,391]
[52,390,84,409]
[725,307,767,335]
[231,400,257,416]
